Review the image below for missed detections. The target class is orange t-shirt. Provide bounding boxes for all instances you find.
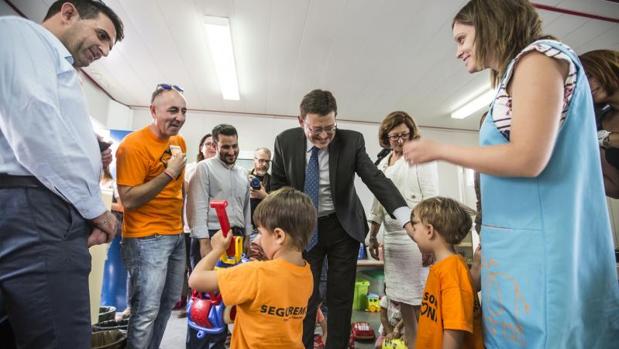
[415,254,484,349]
[116,126,186,238]
[217,258,313,349]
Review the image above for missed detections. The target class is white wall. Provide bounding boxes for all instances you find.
[80,74,134,130]
[130,108,479,213]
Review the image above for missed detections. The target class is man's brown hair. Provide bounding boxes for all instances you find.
[44,0,124,42]
[253,187,316,250]
[412,197,474,245]
[299,89,337,119]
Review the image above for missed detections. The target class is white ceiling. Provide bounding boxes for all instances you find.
[7,0,619,130]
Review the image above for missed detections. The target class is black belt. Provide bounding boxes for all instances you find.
[231,227,245,236]
[207,227,245,238]
[0,174,44,188]
[318,212,337,220]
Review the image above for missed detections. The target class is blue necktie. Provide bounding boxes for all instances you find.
[304,146,320,250]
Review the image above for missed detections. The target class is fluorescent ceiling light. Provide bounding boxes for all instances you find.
[204,16,240,101]
[450,88,495,119]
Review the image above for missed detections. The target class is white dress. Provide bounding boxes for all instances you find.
[368,153,438,305]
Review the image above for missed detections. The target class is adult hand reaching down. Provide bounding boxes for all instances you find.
[88,210,118,247]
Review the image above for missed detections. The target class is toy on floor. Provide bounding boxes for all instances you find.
[366,293,380,312]
[351,321,376,340]
[313,334,325,349]
[383,338,407,349]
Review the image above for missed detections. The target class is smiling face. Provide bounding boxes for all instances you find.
[216,134,240,165]
[299,112,337,150]
[150,90,187,139]
[59,9,117,68]
[453,22,482,74]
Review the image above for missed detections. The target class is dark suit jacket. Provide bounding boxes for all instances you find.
[271,127,407,242]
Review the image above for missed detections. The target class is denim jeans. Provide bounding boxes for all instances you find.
[122,233,185,349]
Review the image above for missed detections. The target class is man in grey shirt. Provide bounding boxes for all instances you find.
[187,124,251,268]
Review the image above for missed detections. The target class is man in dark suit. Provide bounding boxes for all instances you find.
[271,89,413,349]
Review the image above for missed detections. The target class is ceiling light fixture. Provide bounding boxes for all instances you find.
[204,16,240,101]
[450,88,495,119]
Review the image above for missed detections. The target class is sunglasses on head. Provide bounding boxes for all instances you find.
[156,83,184,93]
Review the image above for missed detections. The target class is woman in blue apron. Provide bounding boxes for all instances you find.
[403,0,619,348]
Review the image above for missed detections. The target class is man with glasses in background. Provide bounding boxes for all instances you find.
[0,1,124,348]
[249,147,272,223]
[271,89,413,349]
[116,83,187,349]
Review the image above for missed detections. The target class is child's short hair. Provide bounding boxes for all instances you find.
[412,197,474,245]
[253,187,316,250]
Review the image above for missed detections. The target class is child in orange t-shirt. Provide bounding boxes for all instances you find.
[406,197,483,349]
[189,188,315,349]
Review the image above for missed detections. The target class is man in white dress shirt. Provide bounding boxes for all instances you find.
[0,1,124,348]
[187,124,252,267]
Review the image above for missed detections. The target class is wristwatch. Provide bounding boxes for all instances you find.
[603,131,613,148]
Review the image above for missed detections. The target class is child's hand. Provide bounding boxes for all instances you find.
[472,244,482,269]
[210,230,233,253]
[470,244,482,292]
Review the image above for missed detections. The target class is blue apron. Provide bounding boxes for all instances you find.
[479,40,619,348]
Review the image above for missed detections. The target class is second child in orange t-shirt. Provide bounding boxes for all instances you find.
[406,197,483,349]
[189,188,315,349]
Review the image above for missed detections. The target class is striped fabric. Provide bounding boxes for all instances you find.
[492,40,577,139]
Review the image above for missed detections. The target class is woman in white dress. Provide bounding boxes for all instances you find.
[367,111,438,348]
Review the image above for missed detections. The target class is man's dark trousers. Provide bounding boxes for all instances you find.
[0,186,91,349]
[302,214,359,349]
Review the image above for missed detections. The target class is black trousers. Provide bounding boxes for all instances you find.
[302,214,359,349]
[0,186,91,349]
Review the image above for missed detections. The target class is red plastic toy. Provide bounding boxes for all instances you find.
[350,321,376,340]
[210,200,234,257]
[187,290,225,333]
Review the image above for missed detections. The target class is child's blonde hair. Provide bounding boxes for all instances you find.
[253,187,316,250]
[412,197,474,245]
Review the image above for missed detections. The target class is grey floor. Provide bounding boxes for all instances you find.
[160,309,380,349]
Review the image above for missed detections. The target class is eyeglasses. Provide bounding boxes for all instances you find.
[387,132,410,141]
[156,83,184,93]
[305,123,337,136]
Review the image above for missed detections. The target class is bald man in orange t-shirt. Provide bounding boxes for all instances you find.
[116,84,188,349]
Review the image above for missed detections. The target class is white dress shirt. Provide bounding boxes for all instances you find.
[305,141,335,216]
[305,140,410,226]
[186,157,252,239]
[0,17,105,219]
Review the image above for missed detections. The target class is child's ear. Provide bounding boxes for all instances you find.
[426,224,436,240]
[273,227,287,245]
